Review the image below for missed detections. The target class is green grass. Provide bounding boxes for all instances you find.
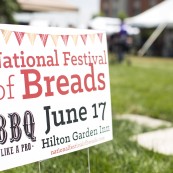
[2,55,173,173]
[110,55,173,122]
[3,120,173,173]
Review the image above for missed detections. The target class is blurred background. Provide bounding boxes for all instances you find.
[1,0,173,57]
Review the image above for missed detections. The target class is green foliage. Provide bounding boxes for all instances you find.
[92,11,105,19]
[0,0,20,23]
[117,11,127,20]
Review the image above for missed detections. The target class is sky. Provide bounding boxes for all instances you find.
[66,0,100,28]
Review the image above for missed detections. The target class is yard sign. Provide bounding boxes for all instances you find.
[0,24,112,171]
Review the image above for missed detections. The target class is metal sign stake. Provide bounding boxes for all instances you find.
[38,161,42,173]
[87,148,91,173]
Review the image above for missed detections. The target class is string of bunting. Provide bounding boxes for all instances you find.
[0,29,103,47]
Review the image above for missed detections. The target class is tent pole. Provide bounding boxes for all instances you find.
[138,23,167,57]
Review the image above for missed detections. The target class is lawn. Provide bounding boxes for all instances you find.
[3,120,173,173]
[2,55,173,173]
[110,55,173,122]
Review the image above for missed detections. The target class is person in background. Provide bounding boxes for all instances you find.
[117,20,130,63]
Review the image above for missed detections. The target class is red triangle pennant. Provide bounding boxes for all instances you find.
[97,33,103,43]
[61,35,69,46]
[14,31,25,45]
[39,34,49,47]
[81,34,87,45]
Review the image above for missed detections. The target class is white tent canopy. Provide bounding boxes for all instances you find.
[88,17,140,35]
[126,0,173,28]
[15,0,79,27]
[17,0,78,12]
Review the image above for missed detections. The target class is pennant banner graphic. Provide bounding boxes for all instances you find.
[80,34,87,45]
[39,34,49,47]
[27,33,37,45]
[61,35,69,46]
[0,29,105,46]
[14,31,25,45]
[1,29,12,44]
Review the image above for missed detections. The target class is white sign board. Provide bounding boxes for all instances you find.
[0,24,112,171]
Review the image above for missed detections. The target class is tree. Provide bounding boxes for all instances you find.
[0,0,20,24]
[117,11,127,21]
